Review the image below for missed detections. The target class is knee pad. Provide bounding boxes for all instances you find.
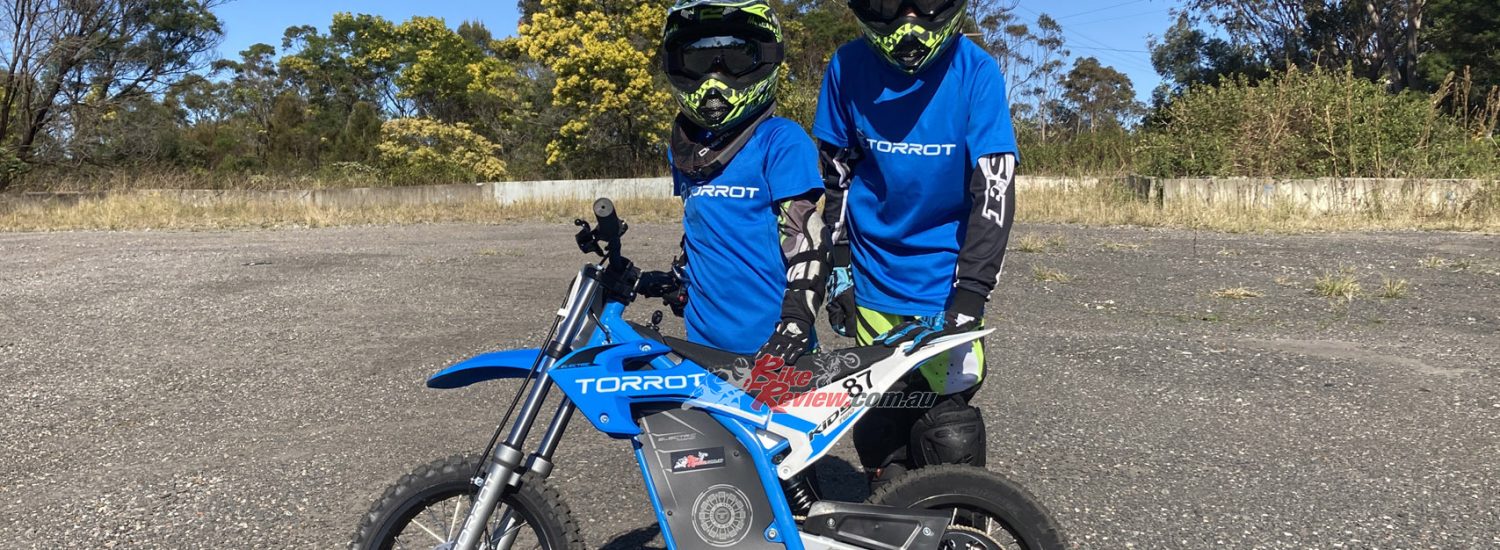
[909,395,986,468]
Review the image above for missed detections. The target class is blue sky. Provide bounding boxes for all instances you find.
[214,0,1175,101]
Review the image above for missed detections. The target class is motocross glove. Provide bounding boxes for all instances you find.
[825,246,856,337]
[879,289,985,351]
[757,319,813,366]
[638,258,689,317]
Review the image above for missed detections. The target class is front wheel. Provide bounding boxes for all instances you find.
[349,454,584,550]
[867,464,1067,550]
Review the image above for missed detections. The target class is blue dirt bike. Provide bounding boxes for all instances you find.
[350,199,1065,550]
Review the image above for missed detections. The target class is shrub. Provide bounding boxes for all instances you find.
[377,118,508,183]
[1139,66,1500,179]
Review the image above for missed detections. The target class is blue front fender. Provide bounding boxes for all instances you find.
[427,348,542,389]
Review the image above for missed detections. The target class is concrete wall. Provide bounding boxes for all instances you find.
[1157,177,1487,214]
[5,176,1492,213]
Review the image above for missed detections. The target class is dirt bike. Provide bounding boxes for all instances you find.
[349,199,1066,550]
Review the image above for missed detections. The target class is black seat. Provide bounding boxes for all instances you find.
[662,336,896,396]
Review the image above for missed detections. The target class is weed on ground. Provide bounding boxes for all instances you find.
[1314,267,1363,301]
[1032,264,1074,283]
[1379,277,1410,299]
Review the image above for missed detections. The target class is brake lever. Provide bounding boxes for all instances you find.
[574,219,604,256]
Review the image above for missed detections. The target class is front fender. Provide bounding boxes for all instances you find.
[427,348,542,389]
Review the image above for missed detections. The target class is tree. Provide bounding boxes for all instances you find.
[1418,0,1500,99]
[267,91,312,166]
[1060,57,1141,132]
[1149,13,1259,107]
[377,117,507,183]
[1183,0,1428,90]
[518,0,673,177]
[0,0,224,189]
[333,101,381,163]
[776,0,861,126]
[967,2,1070,140]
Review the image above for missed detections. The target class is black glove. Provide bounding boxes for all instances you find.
[637,271,688,317]
[825,246,856,337]
[756,319,813,366]
[879,289,985,350]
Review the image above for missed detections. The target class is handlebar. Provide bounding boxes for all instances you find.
[573,197,639,303]
[592,198,621,244]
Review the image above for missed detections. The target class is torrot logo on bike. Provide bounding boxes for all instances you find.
[572,373,708,394]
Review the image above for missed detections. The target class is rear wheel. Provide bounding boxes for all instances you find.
[867,464,1066,550]
[349,454,584,550]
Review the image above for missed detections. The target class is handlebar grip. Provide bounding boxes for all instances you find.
[593,198,621,242]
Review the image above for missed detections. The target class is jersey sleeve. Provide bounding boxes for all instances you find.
[812,50,851,148]
[764,121,824,202]
[966,56,1020,166]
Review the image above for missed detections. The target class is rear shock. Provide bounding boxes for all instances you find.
[781,471,820,516]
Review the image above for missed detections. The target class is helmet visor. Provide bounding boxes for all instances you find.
[666,35,777,87]
[849,0,959,23]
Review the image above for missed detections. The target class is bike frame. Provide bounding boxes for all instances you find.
[434,261,989,550]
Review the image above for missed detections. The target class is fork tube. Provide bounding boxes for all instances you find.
[503,271,598,448]
[454,269,599,550]
[528,400,576,478]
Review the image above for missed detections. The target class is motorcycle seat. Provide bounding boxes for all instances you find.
[660,336,894,397]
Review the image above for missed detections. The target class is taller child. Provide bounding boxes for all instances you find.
[814,0,1019,488]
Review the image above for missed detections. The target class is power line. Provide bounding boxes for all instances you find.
[1069,7,1172,28]
[1054,0,1152,20]
[1015,2,1156,73]
[1070,45,1152,54]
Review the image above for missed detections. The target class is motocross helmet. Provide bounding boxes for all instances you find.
[848,0,967,74]
[662,0,784,131]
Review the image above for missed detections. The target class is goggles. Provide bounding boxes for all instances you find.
[665,34,781,84]
[848,0,960,23]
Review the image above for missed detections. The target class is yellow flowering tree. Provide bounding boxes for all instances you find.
[377,118,508,183]
[520,0,674,177]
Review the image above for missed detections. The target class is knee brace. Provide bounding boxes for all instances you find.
[909,394,987,468]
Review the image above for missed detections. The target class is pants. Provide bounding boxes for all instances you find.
[849,306,986,470]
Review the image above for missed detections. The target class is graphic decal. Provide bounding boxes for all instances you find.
[671,447,727,473]
[692,484,753,547]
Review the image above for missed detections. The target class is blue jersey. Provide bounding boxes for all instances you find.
[672,116,823,354]
[813,38,1019,316]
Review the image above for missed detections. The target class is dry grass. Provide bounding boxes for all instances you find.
[1213,286,1263,300]
[1016,185,1500,233]
[0,194,685,232]
[1419,256,1448,269]
[1014,234,1048,253]
[1379,277,1410,299]
[1031,264,1073,283]
[6,179,1499,233]
[1313,267,1363,301]
[1014,233,1067,253]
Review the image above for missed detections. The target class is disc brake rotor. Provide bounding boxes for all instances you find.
[940,524,1005,550]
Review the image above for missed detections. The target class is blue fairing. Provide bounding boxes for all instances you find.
[426,349,542,389]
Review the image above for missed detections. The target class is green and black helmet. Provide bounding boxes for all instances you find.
[848,0,967,74]
[662,0,784,131]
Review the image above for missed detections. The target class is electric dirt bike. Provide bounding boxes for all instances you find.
[350,199,1066,550]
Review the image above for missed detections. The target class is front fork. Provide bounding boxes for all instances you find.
[455,268,599,550]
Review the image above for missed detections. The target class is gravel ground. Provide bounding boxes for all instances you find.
[1,222,1497,549]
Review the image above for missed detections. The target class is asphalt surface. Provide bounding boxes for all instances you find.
[1,222,1497,549]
